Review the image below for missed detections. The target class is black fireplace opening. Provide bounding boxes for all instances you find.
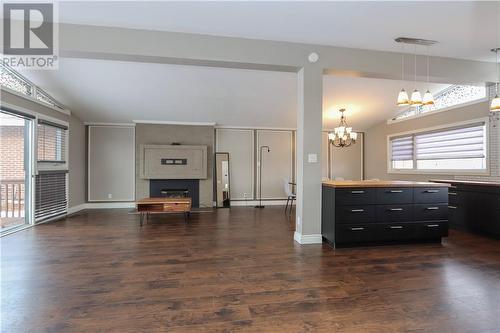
[150,179,199,208]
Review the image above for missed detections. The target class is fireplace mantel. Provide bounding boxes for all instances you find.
[139,144,207,179]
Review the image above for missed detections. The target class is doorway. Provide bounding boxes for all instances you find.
[0,110,34,233]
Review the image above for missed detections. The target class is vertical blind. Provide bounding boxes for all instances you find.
[390,122,486,166]
[35,172,67,221]
[37,120,67,163]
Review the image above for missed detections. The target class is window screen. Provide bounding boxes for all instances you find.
[35,172,67,221]
[37,120,67,163]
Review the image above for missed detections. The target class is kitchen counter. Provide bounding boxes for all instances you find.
[430,179,500,188]
[323,180,449,188]
[321,181,449,247]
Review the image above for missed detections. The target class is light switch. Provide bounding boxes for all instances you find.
[308,154,318,163]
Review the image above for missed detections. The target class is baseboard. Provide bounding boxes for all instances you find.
[85,202,135,209]
[67,204,87,215]
[294,231,322,244]
[230,200,288,206]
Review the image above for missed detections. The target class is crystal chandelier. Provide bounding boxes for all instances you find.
[328,109,358,148]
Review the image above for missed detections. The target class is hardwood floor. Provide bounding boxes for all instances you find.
[2,207,500,333]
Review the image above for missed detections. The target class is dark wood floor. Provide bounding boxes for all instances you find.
[2,207,500,333]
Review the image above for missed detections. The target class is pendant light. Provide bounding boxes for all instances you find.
[422,46,435,105]
[410,45,423,106]
[491,48,500,112]
[397,43,410,106]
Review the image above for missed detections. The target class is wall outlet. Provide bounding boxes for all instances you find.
[108,193,113,199]
[243,193,247,199]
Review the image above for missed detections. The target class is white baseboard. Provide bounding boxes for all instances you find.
[230,200,288,206]
[294,231,322,244]
[85,202,135,209]
[67,204,87,215]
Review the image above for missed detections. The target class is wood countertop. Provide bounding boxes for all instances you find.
[322,180,450,188]
[430,179,500,188]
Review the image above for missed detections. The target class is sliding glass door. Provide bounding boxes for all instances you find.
[0,110,34,232]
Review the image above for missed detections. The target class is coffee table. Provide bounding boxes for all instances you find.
[136,197,192,226]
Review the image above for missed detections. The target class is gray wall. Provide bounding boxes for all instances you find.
[1,90,86,208]
[364,101,498,182]
[135,123,214,207]
[88,125,135,202]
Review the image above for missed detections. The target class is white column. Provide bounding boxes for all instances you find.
[294,65,323,244]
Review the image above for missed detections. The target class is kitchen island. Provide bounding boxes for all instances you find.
[431,179,500,239]
[322,180,449,247]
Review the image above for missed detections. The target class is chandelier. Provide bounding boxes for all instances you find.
[395,37,437,107]
[328,109,358,148]
[491,47,500,112]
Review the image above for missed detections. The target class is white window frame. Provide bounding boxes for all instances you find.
[387,118,490,176]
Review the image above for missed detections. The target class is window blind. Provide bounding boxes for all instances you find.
[391,136,414,161]
[35,171,67,221]
[37,120,67,163]
[415,123,485,160]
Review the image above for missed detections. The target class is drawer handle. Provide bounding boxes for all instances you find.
[351,190,365,194]
[389,208,403,211]
[448,205,457,209]
[424,190,439,193]
[351,209,365,212]
[350,227,365,231]
[426,207,439,210]
[427,224,440,228]
[388,190,403,193]
[390,226,403,229]
[448,192,457,196]
[450,185,458,189]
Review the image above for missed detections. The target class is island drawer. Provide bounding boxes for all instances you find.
[376,204,414,222]
[336,205,375,224]
[414,187,448,204]
[376,188,413,204]
[335,224,375,244]
[335,188,375,206]
[414,203,448,221]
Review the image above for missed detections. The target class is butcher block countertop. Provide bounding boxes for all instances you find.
[322,180,450,188]
[430,179,500,188]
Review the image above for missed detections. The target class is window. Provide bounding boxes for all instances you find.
[0,64,32,96]
[37,120,68,167]
[1,64,66,111]
[389,121,487,173]
[392,85,487,121]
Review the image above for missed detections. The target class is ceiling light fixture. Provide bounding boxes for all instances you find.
[397,43,410,106]
[328,109,358,148]
[491,48,500,112]
[395,37,437,107]
[422,45,435,105]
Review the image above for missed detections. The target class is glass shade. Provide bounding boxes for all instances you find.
[328,132,335,140]
[351,132,358,141]
[337,126,345,137]
[346,127,352,134]
[397,89,410,106]
[422,90,435,105]
[410,89,423,106]
[491,95,500,112]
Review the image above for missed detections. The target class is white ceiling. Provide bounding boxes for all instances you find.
[58,1,500,62]
[19,58,450,130]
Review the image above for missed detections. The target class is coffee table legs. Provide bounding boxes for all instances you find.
[140,211,189,226]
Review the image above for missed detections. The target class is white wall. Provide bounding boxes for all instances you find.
[88,125,135,201]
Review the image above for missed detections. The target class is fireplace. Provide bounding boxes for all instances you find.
[150,179,199,207]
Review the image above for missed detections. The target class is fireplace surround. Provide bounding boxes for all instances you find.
[149,179,200,208]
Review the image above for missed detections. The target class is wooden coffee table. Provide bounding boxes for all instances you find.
[136,197,192,226]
